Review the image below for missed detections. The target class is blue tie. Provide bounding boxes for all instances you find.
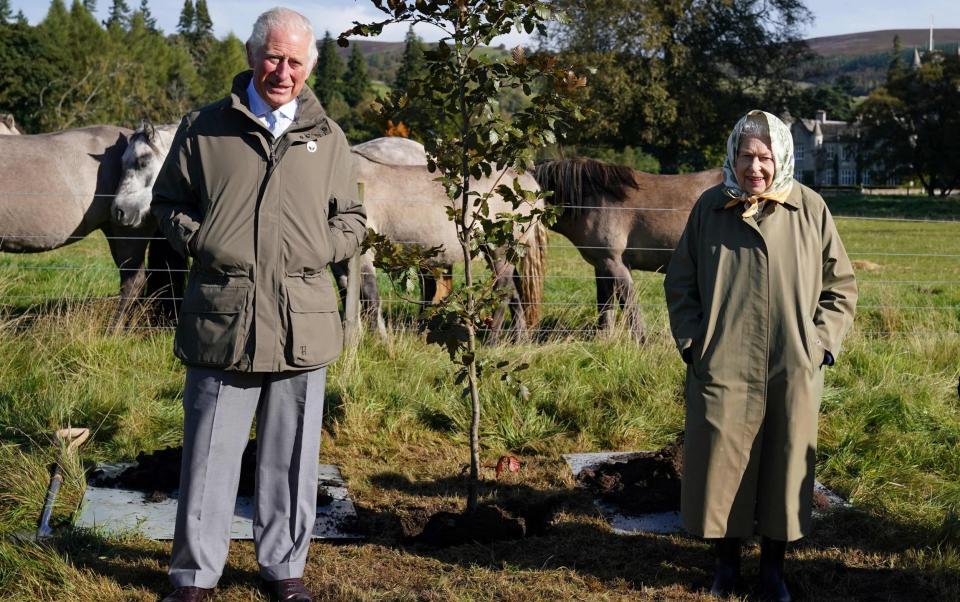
[264,111,277,136]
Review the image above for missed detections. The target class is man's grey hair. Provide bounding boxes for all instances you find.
[247,7,318,67]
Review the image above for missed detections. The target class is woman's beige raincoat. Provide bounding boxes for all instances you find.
[663,111,858,541]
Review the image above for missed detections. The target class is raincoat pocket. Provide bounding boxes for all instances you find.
[175,280,250,367]
[802,318,821,369]
[284,276,343,367]
[689,322,709,380]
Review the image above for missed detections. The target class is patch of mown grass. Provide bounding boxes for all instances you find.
[0,232,119,312]
[825,192,960,221]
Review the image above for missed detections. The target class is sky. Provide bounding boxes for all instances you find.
[6,0,960,46]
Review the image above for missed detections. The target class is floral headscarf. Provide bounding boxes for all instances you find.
[722,110,795,218]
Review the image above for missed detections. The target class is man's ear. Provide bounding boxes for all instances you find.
[246,42,255,69]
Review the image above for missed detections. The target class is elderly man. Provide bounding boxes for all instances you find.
[151,7,365,602]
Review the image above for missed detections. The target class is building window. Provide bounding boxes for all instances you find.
[822,171,834,185]
[863,171,872,186]
[840,168,855,185]
[795,143,805,161]
[825,145,836,160]
[840,145,850,161]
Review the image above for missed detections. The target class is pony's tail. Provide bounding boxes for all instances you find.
[518,221,547,329]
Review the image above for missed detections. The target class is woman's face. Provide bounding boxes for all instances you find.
[735,135,775,195]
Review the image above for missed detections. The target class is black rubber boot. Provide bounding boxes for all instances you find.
[759,536,791,602]
[709,537,741,597]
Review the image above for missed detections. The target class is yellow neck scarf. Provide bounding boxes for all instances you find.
[723,187,792,219]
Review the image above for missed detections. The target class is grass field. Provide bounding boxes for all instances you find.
[0,194,958,601]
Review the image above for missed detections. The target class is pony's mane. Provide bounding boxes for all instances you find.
[534,157,638,217]
[130,123,177,156]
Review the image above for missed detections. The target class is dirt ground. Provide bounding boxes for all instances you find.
[575,439,836,515]
[91,441,333,506]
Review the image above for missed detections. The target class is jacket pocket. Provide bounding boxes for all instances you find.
[284,275,343,367]
[689,321,708,379]
[174,279,250,367]
[802,318,821,369]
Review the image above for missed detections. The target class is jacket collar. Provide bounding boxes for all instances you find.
[228,71,329,135]
[246,78,297,121]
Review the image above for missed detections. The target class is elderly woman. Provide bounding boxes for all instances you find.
[664,110,857,601]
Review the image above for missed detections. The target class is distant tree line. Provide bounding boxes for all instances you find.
[0,0,246,132]
[0,0,407,143]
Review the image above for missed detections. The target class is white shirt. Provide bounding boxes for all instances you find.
[246,79,297,138]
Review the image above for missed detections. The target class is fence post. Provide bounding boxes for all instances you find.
[342,181,364,348]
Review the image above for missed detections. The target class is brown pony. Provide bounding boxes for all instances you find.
[534,158,722,341]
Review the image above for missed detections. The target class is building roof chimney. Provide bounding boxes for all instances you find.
[913,47,922,68]
[815,110,827,123]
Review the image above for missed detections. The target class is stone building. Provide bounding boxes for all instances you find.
[782,110,872,188]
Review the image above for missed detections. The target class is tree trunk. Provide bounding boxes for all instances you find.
[455,31,481,516]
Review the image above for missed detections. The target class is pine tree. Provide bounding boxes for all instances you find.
[177,0,194,36]
[314,31,344,107]
[342,43,370,107]
[137,0,156,32]
[198,33,247,102]
[183,0,213,63]
[82,0,95,11]
[888,34,906,80]
[392,26,429,138]
[394,25,425,92]
[42,0,70,35]
[103,0,130,30]
[0,0,13,24]
[193,0,212,39]
[14,9,26,25]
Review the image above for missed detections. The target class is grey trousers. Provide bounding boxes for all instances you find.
[169,366,327,588]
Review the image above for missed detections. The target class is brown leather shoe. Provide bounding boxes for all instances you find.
[160,586,213,602]
[266,578,314,601]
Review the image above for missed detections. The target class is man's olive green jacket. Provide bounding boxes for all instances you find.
[152,72,366,372]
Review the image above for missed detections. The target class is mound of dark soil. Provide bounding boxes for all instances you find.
[576,440,684,515]
[406,495,564,547]
[577,439,842,515]
[91,441,333,506]
[416,505,526,546]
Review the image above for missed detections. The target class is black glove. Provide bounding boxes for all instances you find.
[821,350,835,367]
[681,346,693,365]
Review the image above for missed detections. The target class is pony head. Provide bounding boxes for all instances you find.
[113,121,174,228]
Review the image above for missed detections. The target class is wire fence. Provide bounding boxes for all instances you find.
[2,208,958,340]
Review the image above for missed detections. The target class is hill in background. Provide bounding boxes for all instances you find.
[798,29,960,93]
[807,28,960,57]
